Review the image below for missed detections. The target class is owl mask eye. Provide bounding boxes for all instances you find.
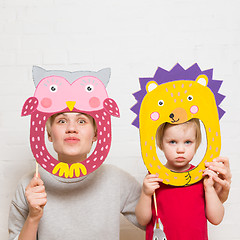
[85,84,94,92]
[50,85,58,92]
[187,95,193,101]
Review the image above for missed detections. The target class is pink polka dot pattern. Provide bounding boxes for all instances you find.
[21,97,38,116]
[103,98,119,117]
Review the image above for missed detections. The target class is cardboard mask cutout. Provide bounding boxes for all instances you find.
[131,63,225,186]
[22,66,120,178]
[152,218,167,240]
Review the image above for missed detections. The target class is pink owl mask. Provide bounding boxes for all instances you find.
[22,66,120,178]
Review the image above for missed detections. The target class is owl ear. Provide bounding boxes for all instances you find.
[32,66,47,88]
[96,68,111,87]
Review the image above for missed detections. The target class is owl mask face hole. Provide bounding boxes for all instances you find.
[30,108,112,178]
[44,112,98,162]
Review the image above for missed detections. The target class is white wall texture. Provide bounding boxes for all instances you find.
[0,0,240,239]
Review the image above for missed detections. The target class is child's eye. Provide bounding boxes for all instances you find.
[185,140,192,144]
[169,140,176,144]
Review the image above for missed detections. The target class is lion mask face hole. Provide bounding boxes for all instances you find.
[155,119,207,171]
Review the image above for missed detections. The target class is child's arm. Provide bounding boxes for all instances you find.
[135,174,162,226]
[203,169,224,225]
[18,174,47,240]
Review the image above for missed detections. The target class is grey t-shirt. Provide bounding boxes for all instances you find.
[8,164,142,240]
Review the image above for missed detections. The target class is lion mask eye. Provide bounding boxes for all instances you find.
[187,95,193,101]
[158,100,164,106]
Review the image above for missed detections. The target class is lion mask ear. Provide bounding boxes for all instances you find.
[146,81,158,92]
[196,74,208,86]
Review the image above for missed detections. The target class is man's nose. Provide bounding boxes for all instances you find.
[66,122,78,133]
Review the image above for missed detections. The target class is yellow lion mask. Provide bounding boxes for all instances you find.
[131,64,225,186]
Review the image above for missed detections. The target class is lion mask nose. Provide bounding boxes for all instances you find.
[169,107,188,123]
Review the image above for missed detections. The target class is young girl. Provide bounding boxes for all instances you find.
[8,112,143,240]
[136,119,225,240]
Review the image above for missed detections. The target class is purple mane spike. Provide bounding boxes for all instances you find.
[131,63,226,128]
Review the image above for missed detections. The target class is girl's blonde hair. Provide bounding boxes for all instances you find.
[156,118,202,151]
[46,112,97,137]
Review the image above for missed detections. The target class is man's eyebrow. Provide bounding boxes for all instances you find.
[76,113,87,117]
[56,113,66,117]
[66,113,88,117]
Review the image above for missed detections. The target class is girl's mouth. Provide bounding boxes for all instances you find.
[176,157,185,161]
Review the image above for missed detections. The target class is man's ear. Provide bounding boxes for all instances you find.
[92,133,97,142]
[48,131,53,142]
[92,127,98,142]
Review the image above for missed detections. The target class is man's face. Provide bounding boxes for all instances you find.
[48,112,97,164]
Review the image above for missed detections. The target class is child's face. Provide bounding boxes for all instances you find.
[48,112,97,164]
[161,123,197,172]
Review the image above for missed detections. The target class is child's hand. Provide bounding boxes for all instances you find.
[25,174,47,222]
[203,168,217,190]
[142,174,162,196]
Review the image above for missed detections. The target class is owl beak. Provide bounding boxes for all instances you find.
[66,101,76,111]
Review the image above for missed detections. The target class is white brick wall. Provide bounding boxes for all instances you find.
[1,0,240,239]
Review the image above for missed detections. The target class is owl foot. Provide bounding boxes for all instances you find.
[52,162,87,178]
[70,163,87,177]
